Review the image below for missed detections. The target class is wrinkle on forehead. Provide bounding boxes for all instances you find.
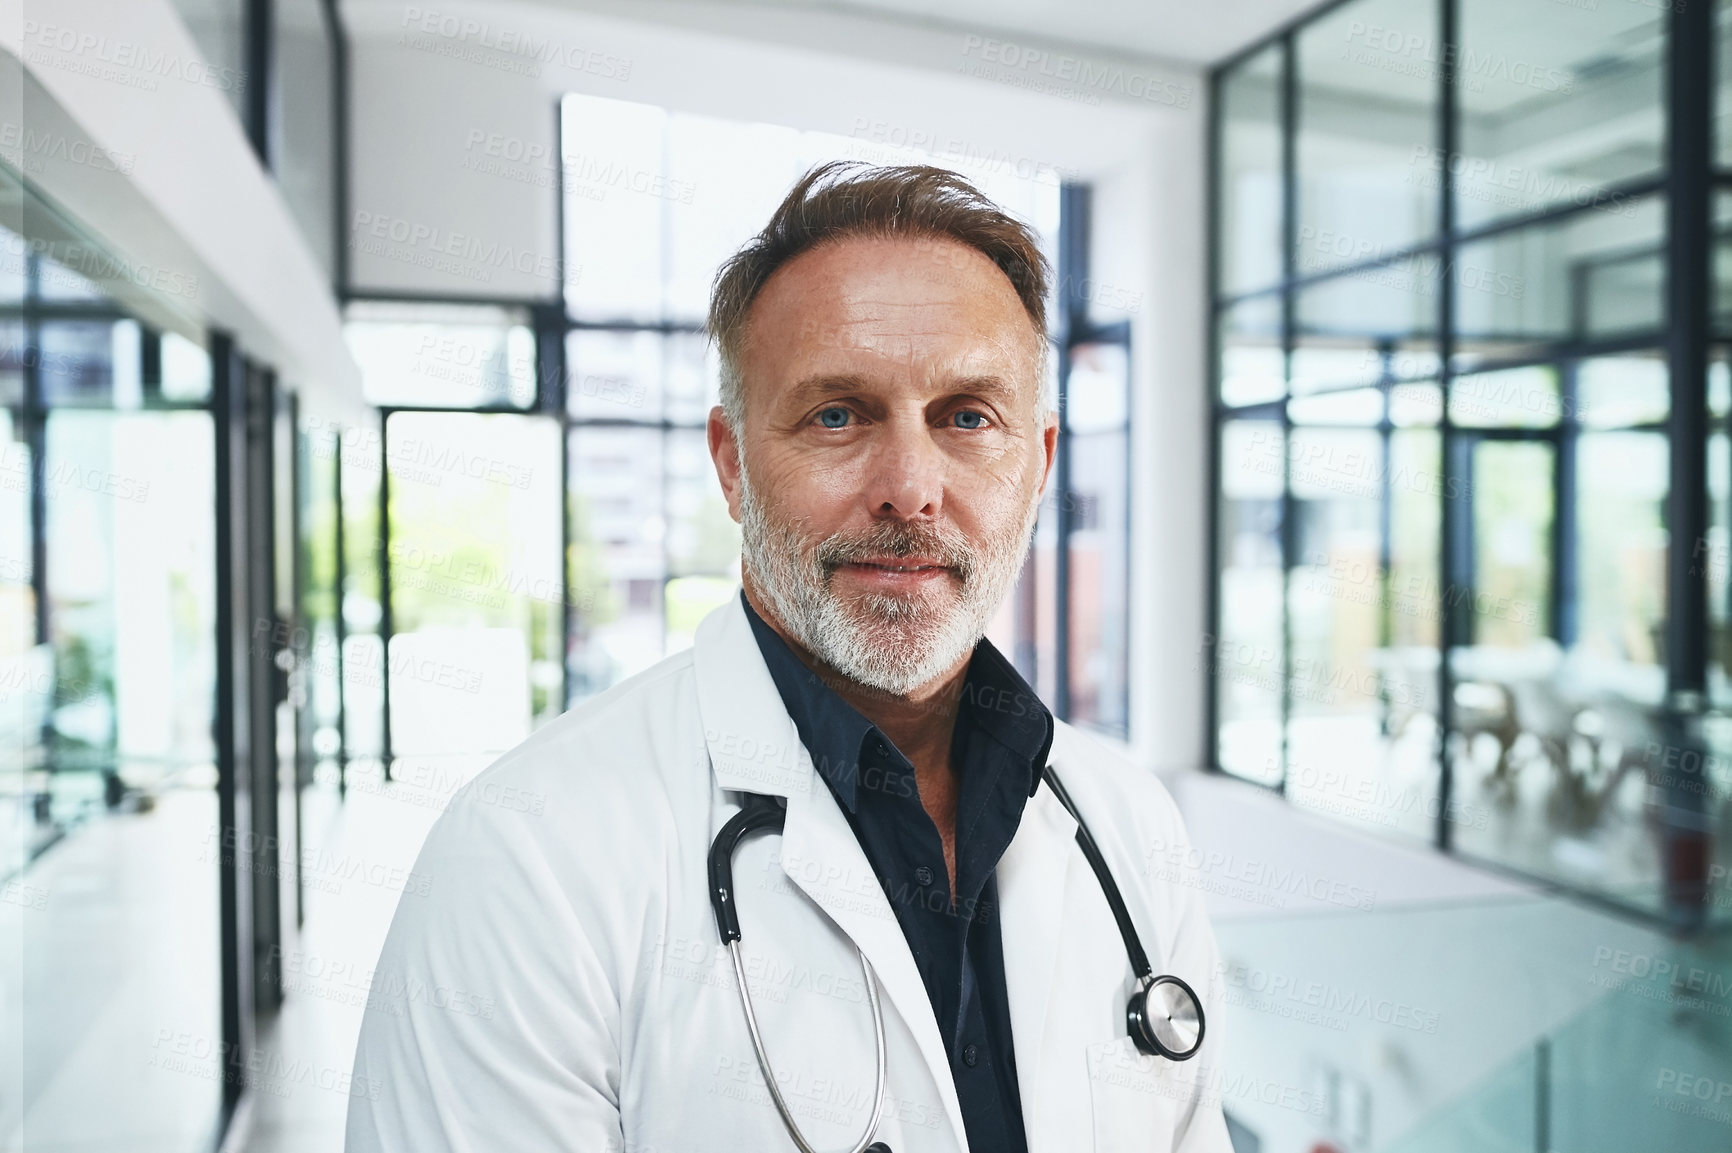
[742,235,1043,375]
[818,321,1036,370]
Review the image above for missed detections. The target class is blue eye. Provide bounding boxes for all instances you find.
[818,407,851,429]
[953,410,987,430]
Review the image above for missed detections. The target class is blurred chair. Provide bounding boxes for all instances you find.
[1450,679,1521,792]
[1365,645,1438,741]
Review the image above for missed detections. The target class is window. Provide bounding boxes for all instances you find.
[1210,0,1720,927]
[345,302,537,410]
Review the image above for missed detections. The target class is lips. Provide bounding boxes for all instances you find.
[815,528,974,585]
[847,557,952,573]
[834,557,958,589]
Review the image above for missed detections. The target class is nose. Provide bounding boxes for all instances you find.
[864,415,943,520]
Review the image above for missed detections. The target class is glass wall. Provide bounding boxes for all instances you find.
[1209,0,1725,925]
[1,228,225,1151]
[12,3,345,1146]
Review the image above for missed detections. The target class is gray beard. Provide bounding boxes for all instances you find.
[737,465,1041,697]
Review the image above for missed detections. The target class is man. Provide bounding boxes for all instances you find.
[348,162,1230,1152]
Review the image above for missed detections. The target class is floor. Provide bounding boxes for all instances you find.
[242,758,465,1153]
[1214,895,1732,1153]
[2,754,473,1153]
[4,786,224,1153]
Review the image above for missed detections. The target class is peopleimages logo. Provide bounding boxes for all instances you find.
[399,7,632,80]
[1144,837,1379,911]
[0,233,201,302]
[958,35,1192,108]
[1217,961,1442,1033]
[1589,945,1732,1015]
[1653,1066,1732,1128]
[349,210,570,286]
[1409,146,1636,219]
[1341,21,1574,95]
[0,122,136,176]
[21,20,247,93]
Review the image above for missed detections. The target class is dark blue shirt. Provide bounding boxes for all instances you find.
[743,593,1051,1153]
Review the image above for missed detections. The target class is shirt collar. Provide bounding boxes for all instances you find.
[741,592,1054,808]
[957,632,1054,797]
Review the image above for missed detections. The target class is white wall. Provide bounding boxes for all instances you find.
[1122,110,1211,776]
[342,0,1214,770]
[1172,772,1531,923]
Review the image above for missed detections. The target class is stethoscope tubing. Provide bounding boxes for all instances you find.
[728,938,888,1153]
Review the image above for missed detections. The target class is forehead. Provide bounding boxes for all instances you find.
[741,233,1042,384]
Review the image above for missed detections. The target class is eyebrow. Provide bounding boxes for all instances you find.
[786,373,1023,405]
[786,374,870,399]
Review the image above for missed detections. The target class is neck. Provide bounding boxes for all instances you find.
[741,578,971,765]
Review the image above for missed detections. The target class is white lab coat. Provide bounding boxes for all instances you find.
[346,596,1233,1153]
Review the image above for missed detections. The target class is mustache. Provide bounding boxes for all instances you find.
[813,519,977,583]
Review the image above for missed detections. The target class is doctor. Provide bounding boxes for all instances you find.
[347,161,1231,1153]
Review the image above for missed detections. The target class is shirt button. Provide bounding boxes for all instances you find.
[963,1044,979,1067]
[915,865,934,886]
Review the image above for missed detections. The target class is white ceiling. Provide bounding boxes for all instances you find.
[625,0,1320,66]
[793,0,1319,64]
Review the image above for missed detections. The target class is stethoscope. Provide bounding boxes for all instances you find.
[707,764,1205,1153]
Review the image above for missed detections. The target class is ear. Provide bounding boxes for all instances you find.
[708,405,744,522]
[1036,408,1059,496]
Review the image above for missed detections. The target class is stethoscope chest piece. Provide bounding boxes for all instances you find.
[1127,973,1205,1060]
[1039,765,1206,1064]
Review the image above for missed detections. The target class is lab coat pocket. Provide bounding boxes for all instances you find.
[1085,1038,1184,1153]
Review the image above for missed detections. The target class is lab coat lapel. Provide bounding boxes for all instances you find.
[996,778,1078,1139]
[692,597,969,1144]
[693,597,812,799]
[781,776,969,1144]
